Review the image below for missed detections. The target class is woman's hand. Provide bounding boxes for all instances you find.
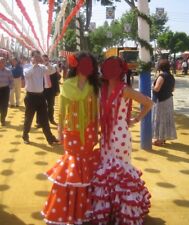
[123,87,153,122]
[128,117,139,127]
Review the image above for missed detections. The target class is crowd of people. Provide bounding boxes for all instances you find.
[0,51,63,145]
[0,50,178,224]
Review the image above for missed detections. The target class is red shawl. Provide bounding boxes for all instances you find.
[100,82,132,145]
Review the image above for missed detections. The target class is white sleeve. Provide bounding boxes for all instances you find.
[47,64,56,75]
[24,67,33,78]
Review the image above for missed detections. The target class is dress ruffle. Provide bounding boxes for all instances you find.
[46,150,99,187]
[42,150,100,224]
[92,157,151,225]
[42,185,92,225]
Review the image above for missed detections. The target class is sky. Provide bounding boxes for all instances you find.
[91,0,189,35]
[0,0,189,52]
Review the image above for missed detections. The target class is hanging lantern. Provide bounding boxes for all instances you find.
[106,6,115,20]
[124,23,131,32]
[106,31,112,38]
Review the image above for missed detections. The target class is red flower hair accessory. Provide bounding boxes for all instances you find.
[67,54,78,68]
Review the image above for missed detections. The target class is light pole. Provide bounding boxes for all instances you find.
[83,30,89,51]
[137,0,152,150]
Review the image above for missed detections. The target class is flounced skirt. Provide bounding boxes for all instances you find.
[41,150,99,225]
[92,157,151,225]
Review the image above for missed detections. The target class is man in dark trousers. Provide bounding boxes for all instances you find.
[22,50,58,145]
[0,57,13,126]
[36,55,60,127]
[43,54,60,125]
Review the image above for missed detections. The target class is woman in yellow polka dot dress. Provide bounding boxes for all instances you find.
[41,52,100,225]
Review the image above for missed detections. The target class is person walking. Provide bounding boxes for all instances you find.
[0,57,13,126]
[92,56,153,225]
[152,59,177,146]
[9,57,24,107]
[22,50,58,145]
[41,52,100,225]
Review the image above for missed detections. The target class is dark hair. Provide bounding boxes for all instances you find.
[42,54,48,58]
[31,50,41,57]
[11,57,22,65]
[67,52,100,95]
[11,57,18,63]
[158,59,171,73]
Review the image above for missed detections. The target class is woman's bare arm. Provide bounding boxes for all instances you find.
[153,76,164,92]
[123,87,153,123]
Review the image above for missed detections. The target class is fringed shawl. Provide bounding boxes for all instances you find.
[100,82,132,145]
[59,76,98,143]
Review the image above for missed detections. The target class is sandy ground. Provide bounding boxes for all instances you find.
[0,79,189,225]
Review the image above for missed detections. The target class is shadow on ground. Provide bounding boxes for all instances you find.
[29,141,63,155]
[175,114,189,130]
[0,205,26,225]
[144,215,166,225]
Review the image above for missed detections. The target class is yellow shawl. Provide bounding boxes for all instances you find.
[59,76,97,143]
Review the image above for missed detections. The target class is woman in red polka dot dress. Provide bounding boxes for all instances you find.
[92,57,153,225]
[41,52,100,225]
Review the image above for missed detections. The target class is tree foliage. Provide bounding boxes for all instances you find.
[64,29,77,51]
[150,13,168,41]
[89,8,168,56]
[38,0,172,58]
[157,31,189,54]
[120,10,138,42]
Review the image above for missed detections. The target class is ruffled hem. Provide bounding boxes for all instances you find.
[91,157,151,225]
[42,184,93,225]
[46,150,99,186]
[41,211,91,225]
[47,175,90,187]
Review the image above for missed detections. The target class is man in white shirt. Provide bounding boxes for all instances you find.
[22,50,58,145]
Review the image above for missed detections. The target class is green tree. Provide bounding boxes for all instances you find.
[89,7,168,56]
[150,13,169,41]
[89,26,108,55]
[157,31,189,57]
[107,20,123,46]
[120,10,168,43]
[64,29,76,51]
[120,9,138,43]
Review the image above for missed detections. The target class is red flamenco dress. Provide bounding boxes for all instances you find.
[41,76,99,224]
[92,82,151,225]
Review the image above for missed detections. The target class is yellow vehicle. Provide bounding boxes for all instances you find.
[104,47,138,74]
